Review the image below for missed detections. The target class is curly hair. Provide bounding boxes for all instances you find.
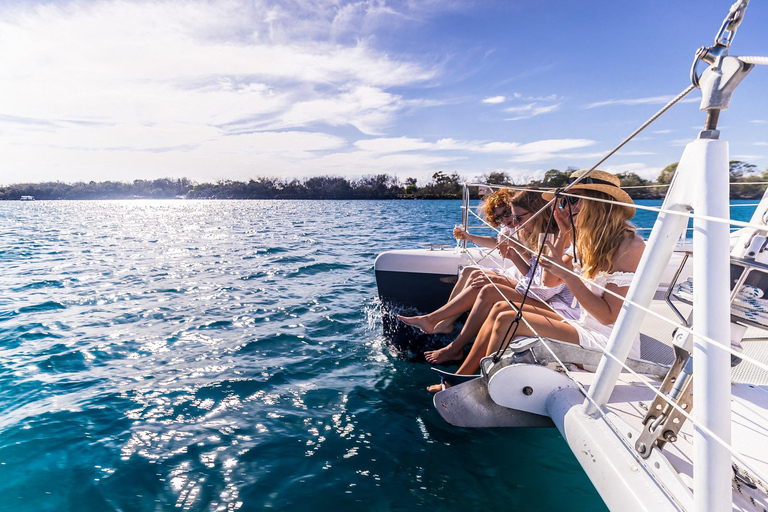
[483,189,517,227]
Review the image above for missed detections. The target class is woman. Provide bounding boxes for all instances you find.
[398,188,526,336]
[428,170,644,391]
[400,190,576,363]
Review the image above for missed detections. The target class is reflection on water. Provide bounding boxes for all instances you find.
[7,199,754,510]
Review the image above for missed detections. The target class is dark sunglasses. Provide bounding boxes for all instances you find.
[496,208,530,223]
[559,196,581,208]
[511,211,531,223]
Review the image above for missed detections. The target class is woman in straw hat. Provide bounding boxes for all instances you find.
[427,170,644,392]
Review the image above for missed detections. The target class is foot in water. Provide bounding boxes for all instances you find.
[397,314,438,334]
[427,382,449,393]
[424,343,464,364]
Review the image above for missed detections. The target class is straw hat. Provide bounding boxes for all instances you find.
[542,169,634,213]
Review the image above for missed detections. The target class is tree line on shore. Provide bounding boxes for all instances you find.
[2,161,766,200]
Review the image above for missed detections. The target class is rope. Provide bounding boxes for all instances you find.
[467,181,768,191]
[491,205,558,361]
[460,247,687,510]
[467,198,768,377]
[740,56,768,66]
[554,190,768,233]
[462,216,768,491]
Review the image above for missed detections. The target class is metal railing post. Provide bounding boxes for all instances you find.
[461,183,470,250]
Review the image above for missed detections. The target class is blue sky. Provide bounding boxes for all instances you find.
[1,0,766,186]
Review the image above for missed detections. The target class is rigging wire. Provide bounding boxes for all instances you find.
[461,214,768,489]
[460,248,688,509]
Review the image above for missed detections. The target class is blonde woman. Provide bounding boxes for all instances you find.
[429,170,643,391]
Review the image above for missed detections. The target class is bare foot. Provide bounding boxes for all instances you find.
[397,314,437,334]
[424,343,464,364]
[427,382,449,393]
[431,319,454,335]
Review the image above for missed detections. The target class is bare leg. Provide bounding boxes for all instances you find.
[427,306,580,392]
[425,284,561,364]
[447,266,476,301]
[432,272,514,332]
[425,303,507,392]
[432,267,484,332]
[399,270,512,334]
[483,310,579,358]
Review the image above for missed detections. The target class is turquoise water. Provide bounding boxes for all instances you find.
[0,199,757,511]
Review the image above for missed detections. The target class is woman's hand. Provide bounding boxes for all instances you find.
[468,274,490,288]
[538,240,571,280]
[453,226,468,240]
[553,204,574,235]
[498,241,513,260]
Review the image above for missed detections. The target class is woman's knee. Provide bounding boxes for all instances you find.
[488,301,508,319]
[478,283,499,298]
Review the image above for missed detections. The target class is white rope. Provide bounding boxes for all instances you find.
[595,334,768,487]
[740,56,768,66]
[469,202,768,379]
[461,248,687,509]
[467,181,768,190]
[462,219,768,490]
[553,190,768,233]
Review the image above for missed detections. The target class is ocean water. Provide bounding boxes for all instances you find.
[0,199,757,511]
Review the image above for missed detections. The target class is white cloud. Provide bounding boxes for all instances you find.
[756,142,768,147]
[750,120,768,124]
[352,136,595,158]
[354,136,435,153]
[585,96,699,109]
[732,154,765,161]
[482,96,506,104]
[503,103,561,121]
[0,0,442,183]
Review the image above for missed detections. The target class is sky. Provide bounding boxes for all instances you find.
[1,0,767,186]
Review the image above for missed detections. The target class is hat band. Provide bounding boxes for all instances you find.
[566,176,618,188]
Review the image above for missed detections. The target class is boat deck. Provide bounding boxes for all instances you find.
[568,291,768,508]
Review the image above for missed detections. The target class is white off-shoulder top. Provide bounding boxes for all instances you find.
[564,258,641,359]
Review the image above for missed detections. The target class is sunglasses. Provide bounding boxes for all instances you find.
[559,196,581,208]
[496,208,531,223]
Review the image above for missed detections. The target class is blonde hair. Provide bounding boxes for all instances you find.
[510,190,556,251]
[575,190,636,279]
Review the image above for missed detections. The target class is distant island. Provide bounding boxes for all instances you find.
[2,161,766,200]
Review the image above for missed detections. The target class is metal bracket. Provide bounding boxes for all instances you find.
[635,343,694,458]
[424,243,452,251]
[698,55,754,112]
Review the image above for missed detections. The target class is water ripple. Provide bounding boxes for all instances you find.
[0,199,647,511]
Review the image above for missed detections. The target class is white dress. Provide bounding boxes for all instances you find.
[564,259,641,359]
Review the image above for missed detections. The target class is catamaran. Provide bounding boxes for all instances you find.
[375,2,768,510]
